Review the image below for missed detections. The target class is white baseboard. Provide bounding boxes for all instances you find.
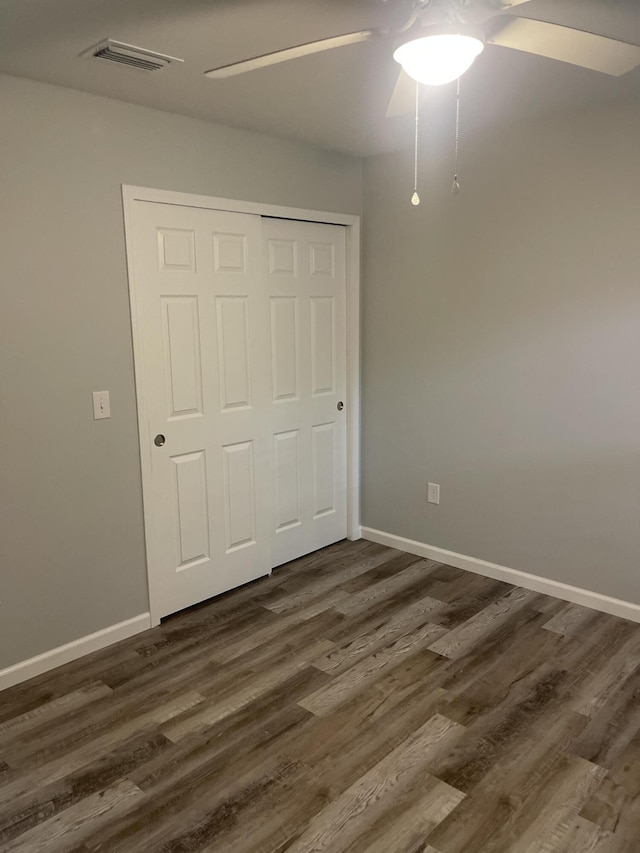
[361,526,640,624]
[0,613,152,691]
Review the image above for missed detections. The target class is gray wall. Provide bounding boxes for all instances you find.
[362,101,640,604]
[0,73,362,670]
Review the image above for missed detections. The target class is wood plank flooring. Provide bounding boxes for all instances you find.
[2,539,640,852]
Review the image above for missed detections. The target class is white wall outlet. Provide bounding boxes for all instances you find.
[92,390,111,420]
[427,482,440,505]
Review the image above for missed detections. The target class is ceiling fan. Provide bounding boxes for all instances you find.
[204,0,640,117]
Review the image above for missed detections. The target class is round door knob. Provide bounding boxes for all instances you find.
[337,401,344,411]
[154,434,166,447]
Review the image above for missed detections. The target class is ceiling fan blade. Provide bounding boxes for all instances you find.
[386,69,416,117]
[487,16,640,76]
[205,30,377,79]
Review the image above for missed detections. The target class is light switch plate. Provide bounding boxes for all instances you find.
[92,390,111,420]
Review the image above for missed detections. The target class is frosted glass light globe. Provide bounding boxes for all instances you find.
[393,34,484,86]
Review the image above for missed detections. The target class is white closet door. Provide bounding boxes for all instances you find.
[129,202,348,620]
[131,202,272,619]
[264,218,347,567]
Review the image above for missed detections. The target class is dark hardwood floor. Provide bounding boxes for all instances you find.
[2,539,640,852]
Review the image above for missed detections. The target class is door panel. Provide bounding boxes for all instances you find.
[132,202,271,618]
[215,296,252,410]
[270,297,299,402]
[161,296,203,419]
[157,228,196,271]
[312,422,337,518]
[263,218,347,567]
[274,429,302,532]
[171,450,210,568]
[310,296,336,395]
[221,440,257,552]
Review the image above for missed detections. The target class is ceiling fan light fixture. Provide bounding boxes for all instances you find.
[393,31,484,86]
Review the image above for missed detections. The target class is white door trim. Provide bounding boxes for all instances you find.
[122,185,361,626]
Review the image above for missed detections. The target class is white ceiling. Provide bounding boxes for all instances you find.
[1,0,639,156]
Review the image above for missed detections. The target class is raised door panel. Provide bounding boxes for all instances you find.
[157,228,196,272]
[310,296,335,396]
[309,242,335,279]
[170,450,210,569]
[274,430,302,532]
[268,239,298,277]
[161,296,203,420]
[270,297,299,403]
[222,440,257,553]
[213,233,247,274]
[312,422,336,519]
[215,297,252,411]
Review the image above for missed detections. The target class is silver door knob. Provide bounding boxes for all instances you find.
[337,401,344,411]
[154,434,166,447]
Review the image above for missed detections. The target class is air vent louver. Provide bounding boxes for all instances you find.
[82,39,183,72]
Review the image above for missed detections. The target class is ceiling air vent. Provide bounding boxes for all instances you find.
[82,39,183,71]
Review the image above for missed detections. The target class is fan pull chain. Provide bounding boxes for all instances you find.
[452,77,461,195]
[411,81,420,205]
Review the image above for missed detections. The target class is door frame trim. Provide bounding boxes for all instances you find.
[122,184,361,626]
